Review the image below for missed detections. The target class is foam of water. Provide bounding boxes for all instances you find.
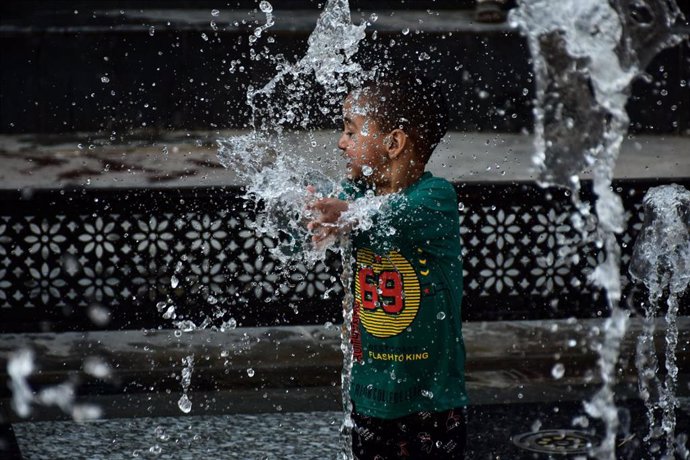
[630,184,690,458]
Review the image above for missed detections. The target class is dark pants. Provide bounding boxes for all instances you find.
[352,407,467,459]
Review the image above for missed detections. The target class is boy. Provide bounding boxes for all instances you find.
[308,76,467,459]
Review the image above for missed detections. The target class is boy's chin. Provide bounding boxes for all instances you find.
[346,168,360,181]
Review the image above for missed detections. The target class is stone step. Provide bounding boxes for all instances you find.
[1,5,688,134]
[1,317,688,421]
[1,131,688,190]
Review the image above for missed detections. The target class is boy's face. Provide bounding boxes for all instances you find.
[338,95,389,183]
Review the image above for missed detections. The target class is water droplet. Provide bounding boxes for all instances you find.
[201,33,208,41]
[148,26,155,36]
[247,368,255,377]
[370,13,378,22]
[259,1,273,13]
[162,306,176,320]
[362,166,373,176]
[418,52,430,61]
[572,415,589,428]
[421,389,434,398]
[402,27,410,35]
[83,357,111,379]
[170,275,179,289]
[211,9,220,17]
[88,305,111,326]
[175,320,196,332]
[551,363,565,379]
[221,318,237,331]
[436,311,446,320]
[149,445,162,455]
[100,76,110,84]
[177,394,192,413]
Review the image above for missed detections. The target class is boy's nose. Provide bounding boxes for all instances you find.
[337,133,348,151]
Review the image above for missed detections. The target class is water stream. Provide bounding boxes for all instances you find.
[511,0,685,458]
[630,184,690,458]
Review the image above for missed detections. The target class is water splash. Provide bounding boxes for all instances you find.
[217,0,374,270]
[511,1,684,458]
[630,184,690,458]
[338,240,355,460]
[7,348,102,421]
[7,349,34,418]
[215,3,378,457]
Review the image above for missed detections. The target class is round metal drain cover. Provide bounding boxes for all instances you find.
[512,429,599,455]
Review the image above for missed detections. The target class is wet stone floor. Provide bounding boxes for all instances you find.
[6,399,690,459]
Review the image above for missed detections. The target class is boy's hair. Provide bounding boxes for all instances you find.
[357,75,449,164]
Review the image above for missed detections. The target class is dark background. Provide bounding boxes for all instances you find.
[1,0,689,135]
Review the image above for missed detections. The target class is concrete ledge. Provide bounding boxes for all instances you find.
[1,131,688,189]
[1,317,688,421]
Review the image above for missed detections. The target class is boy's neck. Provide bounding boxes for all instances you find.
[375,165,426,195]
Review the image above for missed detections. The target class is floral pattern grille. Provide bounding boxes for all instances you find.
[0,180,687,331]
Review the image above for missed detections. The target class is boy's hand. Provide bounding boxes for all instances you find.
[306,196,350,246]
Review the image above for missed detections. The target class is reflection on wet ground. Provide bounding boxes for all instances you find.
[1,319,688,458]
[6,399,690,459]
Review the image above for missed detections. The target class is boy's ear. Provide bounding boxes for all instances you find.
[384,129,407,159]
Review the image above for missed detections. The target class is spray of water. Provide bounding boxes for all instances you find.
[215,3,378,457]
[630,184,690,458]
[217,0,376,269]
[511,1,684,458]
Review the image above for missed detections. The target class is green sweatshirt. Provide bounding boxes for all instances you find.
[344,171,468,419]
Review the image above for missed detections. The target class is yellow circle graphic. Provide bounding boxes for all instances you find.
[355,248,421,338]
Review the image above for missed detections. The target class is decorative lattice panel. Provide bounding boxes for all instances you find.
[0,179,687,332]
